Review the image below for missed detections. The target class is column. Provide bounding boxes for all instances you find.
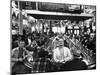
[18,1,23,35]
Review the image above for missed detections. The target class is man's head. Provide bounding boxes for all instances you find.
[18,41,25,48]
[58,38,64,47]
[31,40,37,47]
[90,33,95,40]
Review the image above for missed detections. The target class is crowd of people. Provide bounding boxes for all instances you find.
[11,29,96,75]
[11,1,96,74]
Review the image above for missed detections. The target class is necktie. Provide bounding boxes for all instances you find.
[18,48,24,58]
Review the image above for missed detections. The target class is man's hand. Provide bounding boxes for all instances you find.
[58,60,65,63]
[62,60,66,63]
[18,58,23,61]
[29,52,33,55]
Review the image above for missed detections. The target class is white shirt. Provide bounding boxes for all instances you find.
[28,38,31,45]
[53,47,73,62]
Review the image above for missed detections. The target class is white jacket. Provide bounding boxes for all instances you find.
[53,47,73,62]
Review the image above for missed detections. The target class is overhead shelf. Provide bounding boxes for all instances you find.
[25,10,94,21]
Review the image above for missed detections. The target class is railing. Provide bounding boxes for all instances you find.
[68,38,95,65]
